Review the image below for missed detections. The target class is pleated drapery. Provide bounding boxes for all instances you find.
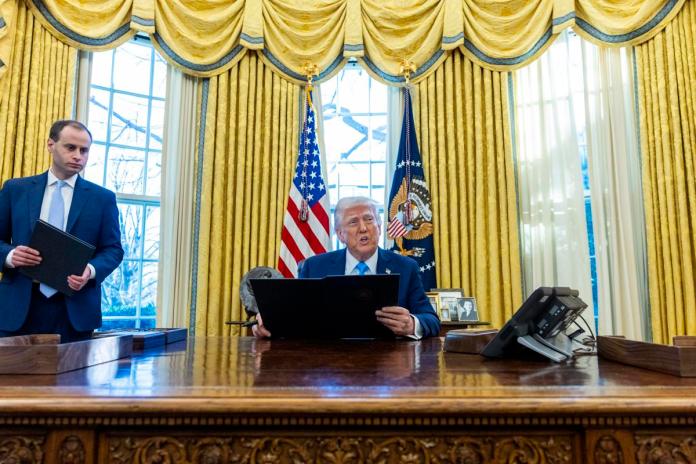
[1,0,694,338]
[635,1,696,343]
[0,0,683,85]
[415,53,522,328]
[192,54,300,335]
[0,0,76,184]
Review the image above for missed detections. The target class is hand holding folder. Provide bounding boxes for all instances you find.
[250,274,400,339]
[18,220,95,296]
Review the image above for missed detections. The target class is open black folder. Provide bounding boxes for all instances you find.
[250,274,400,339]
[19,219,95,296]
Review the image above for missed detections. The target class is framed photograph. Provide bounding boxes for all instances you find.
[426,292,440,315]
[431,289,463,322]
[456,297,479,322]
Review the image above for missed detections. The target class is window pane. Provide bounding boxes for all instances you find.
[149,99,165,150]
[145,151,162,197]
[118,203,143,259]
[110,94,150,148]
[102,260,141,318]
[141,262,158,316]
[112,42,152,95]
[152,54,167,99]
[143,205,160,260]
[106,147,145,195]
[88,88,110,142]
[91,52,112,88]
[84,143,106,186]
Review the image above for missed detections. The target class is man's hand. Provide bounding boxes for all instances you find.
[10,246,41,267]
[376,306,415,336]
[67,265,91,292]
[251,313,272,338]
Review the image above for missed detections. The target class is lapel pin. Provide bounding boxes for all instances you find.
[385,268,391,274]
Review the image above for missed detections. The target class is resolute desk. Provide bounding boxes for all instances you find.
[0,336,695,463]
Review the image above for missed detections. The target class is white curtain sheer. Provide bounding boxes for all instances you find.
[514,31,648,340]
[514,31,594,326]
[157,68,199,328]
[581,44,649,340]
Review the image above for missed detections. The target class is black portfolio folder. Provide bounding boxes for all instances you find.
[19,219,96,296]
[250,274,400,339]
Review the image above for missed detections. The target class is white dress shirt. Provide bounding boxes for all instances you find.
[344,248,423,339]
[5,170,96,279]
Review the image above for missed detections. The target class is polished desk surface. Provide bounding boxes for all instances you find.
[1,336,696,416]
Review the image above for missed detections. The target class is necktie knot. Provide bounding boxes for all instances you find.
[356,261,369,275]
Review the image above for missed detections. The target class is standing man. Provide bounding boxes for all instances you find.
[0,120,123,342]
[253,196,440,339]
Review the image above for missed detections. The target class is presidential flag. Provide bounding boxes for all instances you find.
[386,87,437,290]
[278,87,331,277]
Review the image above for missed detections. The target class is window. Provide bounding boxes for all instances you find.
[84,37,167,330]
[320,62,389,248]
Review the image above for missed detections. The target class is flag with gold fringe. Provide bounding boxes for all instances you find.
[386,87,436,290]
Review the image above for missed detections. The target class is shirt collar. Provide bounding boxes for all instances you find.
[345,248,379,275]
[47,170,78,189]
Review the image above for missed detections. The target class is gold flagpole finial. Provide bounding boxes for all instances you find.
[302,63,319,107]
[399,59,416,85]
[302,63,319,86]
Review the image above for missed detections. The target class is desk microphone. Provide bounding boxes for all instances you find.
[225,320,258,328]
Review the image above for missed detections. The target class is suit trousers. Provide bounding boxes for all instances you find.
[0,284,93,343]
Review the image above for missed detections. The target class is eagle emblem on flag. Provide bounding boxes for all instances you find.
[387,175,433,256]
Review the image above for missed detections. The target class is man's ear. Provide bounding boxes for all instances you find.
[47,138,55,152]
[336,228,346,244]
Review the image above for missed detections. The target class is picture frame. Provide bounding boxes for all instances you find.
[430,288,463,322]
[455,297,479,322]
[425,292,440,318]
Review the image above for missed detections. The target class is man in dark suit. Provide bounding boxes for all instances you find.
[0,120,123,342]
[253,196,440,338]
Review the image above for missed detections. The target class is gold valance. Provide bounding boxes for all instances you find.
[0,0,687,83]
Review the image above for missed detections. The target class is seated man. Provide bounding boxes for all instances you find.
[253,196,440,338]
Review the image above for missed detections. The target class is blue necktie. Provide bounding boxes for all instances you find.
[40,180,65,298]
[356,261,369,275]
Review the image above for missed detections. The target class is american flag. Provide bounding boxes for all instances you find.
[387,215,408,238]
[278,88,331,277]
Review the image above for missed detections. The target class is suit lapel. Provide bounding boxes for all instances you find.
[66,176,89,233]
[329,249,347,275]
[28,174,47,231]
[377,248,393,274]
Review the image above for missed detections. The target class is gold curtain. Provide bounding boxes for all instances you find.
[0,0,76,184]
[635,1,696,344]
[13,0,686,82]
[415,53,522,328]
[193,53,300,335]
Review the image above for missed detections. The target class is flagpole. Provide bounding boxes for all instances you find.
[399,60,417,225]
[298,64,318,223]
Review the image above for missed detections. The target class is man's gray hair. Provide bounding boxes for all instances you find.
[333,196,381,231]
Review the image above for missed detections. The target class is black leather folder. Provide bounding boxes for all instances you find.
[19,219,96,296]
[250,274,400,339]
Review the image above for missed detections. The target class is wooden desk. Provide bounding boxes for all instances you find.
[1,336,695,463]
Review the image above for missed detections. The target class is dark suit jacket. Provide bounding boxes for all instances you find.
[298,248,440,337]
[0,172,124,331]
